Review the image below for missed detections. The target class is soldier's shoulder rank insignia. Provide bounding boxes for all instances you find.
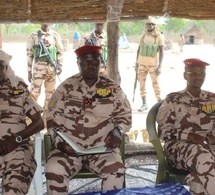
[8,89,24,96]
[201,104,215,114]
[95,88,112,98]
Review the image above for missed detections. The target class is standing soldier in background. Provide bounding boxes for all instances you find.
[135,16,164,112]
[26,23,64,127]
[179,34,185,53]
[81,22,108,76]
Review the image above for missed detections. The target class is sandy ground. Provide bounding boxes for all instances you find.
[2,41,215,142]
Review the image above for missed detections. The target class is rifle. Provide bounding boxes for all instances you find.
[37,30,61,82]
[132,62,138,103]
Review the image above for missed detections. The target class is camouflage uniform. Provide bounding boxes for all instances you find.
[26,28,64,121]
[137,31,164,101]
[0,79,42,195]
[81,31,108,76]
[45,73,132,195]
[157,89,215,195]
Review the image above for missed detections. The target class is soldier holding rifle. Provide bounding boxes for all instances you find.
[26,23,64,126]
[134,17,164,111]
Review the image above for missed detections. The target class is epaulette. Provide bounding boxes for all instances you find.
[166,92,181,102]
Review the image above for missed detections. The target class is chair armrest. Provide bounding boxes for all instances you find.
[44,133,52,162]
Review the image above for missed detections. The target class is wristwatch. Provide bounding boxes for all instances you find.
[15,135,23,143]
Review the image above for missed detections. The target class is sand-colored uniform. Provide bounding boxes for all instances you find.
[137,31,164,100]
[45,73,132,195]
[26,29,64,111]
[157,89,215,195]
[0,79,42,195]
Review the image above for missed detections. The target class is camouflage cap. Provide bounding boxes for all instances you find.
[184,58,209,67]
[74,45,102,56]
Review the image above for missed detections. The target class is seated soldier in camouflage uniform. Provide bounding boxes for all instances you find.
[157,58,215,195]
[45,45,132,195]
[0,50,44,194]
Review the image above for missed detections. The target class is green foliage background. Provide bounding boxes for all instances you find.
[2,17,215,43]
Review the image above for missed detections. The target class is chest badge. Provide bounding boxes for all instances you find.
[96,88,112,98]
[201,104,215,114]
[8,89,24,96]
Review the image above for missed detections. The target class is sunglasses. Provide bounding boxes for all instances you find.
[146,23,155,26]
[186,71,205,76]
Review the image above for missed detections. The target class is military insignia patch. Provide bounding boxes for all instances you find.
[28,93,37,103]
[8,89,24,96]
[157,111,166,122]
[48,98,57,109]
[96,88,112,98]
[201,104,215,114]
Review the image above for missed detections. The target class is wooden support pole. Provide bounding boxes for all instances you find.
[107,0,124,84]
[0,25,2,49]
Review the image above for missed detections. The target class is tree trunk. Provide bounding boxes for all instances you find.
[107,0,124,84]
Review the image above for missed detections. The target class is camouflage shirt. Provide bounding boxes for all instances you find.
[0,79,42,139]
[47,73,132,148]
[157,89,215,141]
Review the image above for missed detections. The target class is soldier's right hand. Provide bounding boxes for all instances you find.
[188,133,209,148]
[28,71,32,83]
[57,142,78,157]
[56,66,62,75]
[0,140,8,155]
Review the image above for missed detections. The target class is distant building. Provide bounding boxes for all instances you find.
[184,25,203,45]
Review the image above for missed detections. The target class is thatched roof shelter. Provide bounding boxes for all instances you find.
[1,0,215,23]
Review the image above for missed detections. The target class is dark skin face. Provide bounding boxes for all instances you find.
[95,23,105,35]
[0,60,7,85]
[184,66,206,97]
[146,22,156,32]
[77,53,101,87]
[41,24,49,32]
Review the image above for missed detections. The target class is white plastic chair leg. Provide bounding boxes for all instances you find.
[31,132,43,195]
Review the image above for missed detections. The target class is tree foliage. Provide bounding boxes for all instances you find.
[1,17,215,42]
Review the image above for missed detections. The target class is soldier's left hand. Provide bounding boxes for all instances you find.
[104,128,122,148]
[56,66,62,75]
[156,66,161,76]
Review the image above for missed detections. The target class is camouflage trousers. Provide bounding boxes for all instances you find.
[138,64,161,101]
[45,147,125,195]
[165,140,215,195]
[30,61,56,126]
[0,143,36,195]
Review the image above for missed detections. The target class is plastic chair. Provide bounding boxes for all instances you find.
[25,132,43,195]
[146,100,189,185]
[44,132,125,187]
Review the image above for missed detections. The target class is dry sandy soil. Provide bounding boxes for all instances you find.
[2,41,215,140]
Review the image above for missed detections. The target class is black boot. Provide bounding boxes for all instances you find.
[138,97,148,112]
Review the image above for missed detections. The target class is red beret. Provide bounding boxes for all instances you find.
[74,45,102,56]
[183,58,209,67]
